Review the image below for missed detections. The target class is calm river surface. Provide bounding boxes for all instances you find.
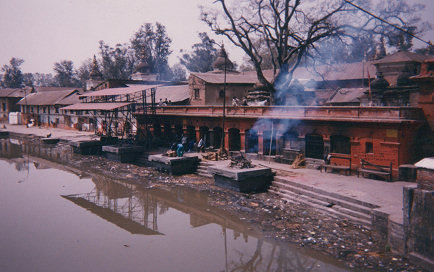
[0,137,347,272]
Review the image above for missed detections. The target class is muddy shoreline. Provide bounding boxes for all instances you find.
[6,134,429,271]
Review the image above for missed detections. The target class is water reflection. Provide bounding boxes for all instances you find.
[0,137,347,272]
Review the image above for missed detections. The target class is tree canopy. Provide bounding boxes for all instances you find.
[180,32,218,72]
[53,60,79,87]
[1,57,24,88]
[130,22,172,79]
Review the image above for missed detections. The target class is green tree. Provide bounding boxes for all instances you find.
[170,63,187,81]
[53,60,78,87]
[76,58,93,87]
[180,32,218,72]
[1,57,24,88]
[33,73,56,87]
[99,41,134,80]
[130,22,172,79]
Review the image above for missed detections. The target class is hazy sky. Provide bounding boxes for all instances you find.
[0,0,433,74]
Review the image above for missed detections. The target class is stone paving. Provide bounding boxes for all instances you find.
[187,152,417,225]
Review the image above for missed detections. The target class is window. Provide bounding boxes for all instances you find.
[55,107,59,113]
[365,142,373,153]
[330,135,351,154]
[194,88,200,99]
[219,90,225,98]
[2,103,6,112]
[43,107,46,113]
[31,107,34,113]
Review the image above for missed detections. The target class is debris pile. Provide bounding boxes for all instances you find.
[290,153,305,169]
[202,148,229,161]
[229,153,254,169]
[164,150,177,157]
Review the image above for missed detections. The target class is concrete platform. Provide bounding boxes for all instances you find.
[70,140,102,155]
[208,164,273,193]
[148,154,199,175]
[41,138,60,144]
[102,145,144,163]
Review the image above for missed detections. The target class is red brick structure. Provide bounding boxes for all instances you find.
[136,51,432,179]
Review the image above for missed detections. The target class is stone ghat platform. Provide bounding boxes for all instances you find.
[102,145,145,163]
[41,138,60,145]
[208,164,273,193]
[70,140,102,155]
[148,154,199,175]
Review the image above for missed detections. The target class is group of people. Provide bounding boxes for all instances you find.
[171,135,206,157]
[158,98,172,106]
[232,96,248,106]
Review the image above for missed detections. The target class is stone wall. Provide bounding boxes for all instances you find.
[403,167,434,271]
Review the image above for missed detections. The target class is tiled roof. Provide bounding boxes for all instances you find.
[191,72,258,84]
[17,89,78,106]
[0,88,27,98]
[327,88,366,104]
[155,85,190,103]
[197,61,377,85]
[290,62,377,82]
[34,86,75,92]
[373,51,428,64]
[61,102,131,111]
[79,84,159,97]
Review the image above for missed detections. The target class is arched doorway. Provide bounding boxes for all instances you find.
[186,125,196,142]
[245,129,258,153]
[199,126,210,147]
[228,128,241,151]
[212,127,222,149]
[263,130,277,156]
[305,134,324,159]
[283,130,299,150]
[163,123,172,144]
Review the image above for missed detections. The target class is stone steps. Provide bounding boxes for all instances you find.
[270,177,376,228]
[196,160,213,178]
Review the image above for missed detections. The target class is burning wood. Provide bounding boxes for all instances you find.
[229,153,253,169]
[202,148,229,161]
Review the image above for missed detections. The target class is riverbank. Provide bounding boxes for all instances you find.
[0,125,428,271]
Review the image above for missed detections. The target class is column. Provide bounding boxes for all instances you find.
[240,131,246,153]
[195,127,201,142]
[224,128,229,151]
[257,131,264,155]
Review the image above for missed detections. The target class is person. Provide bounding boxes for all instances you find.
[163,98,168,106]
[181,135,187,149]
[176,143,184,157]
[242,97,248,106]
[197,138,205,152]
[159,98,163,106]
[232,96,238,106]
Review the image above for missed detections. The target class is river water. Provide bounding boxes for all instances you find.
[0,137,347,272]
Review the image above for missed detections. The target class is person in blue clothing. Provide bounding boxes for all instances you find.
[177,143,184,157]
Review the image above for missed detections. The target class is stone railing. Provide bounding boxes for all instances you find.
[142,106,425,121]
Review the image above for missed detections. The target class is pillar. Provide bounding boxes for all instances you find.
[240,131,246,153]
[209,129,215,147]
[224,128,229,150]
[257,131,264,155]
[195,127,200,142]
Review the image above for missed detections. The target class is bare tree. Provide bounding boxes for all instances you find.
[201,0,346,93]
[201,0,429,95]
